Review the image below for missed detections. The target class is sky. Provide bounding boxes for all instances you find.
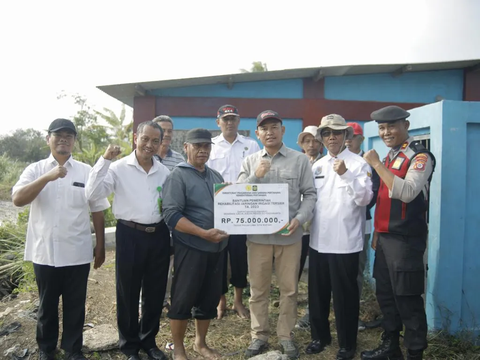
[1,0,479,135]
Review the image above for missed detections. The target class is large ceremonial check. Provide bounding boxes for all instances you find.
[214,183,289,235]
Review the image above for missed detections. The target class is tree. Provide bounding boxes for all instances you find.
[0,129,50,163]
[57,92,133,166]
[94,104,133,155]
[240,61,268,73]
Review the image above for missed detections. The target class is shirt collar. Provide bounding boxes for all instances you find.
[127,150,159,173]
[218,133,244,144]
[324,147,349,161]
[47,153,74,167]
[261,143,287,158]
[310,153,323,164]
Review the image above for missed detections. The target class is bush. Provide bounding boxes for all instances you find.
[0,208,35,293]
[0,155,26,201]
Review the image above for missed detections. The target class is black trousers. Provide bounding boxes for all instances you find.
[116,221,170,356]
[222,234,248,294]
[34,263,90,354]
[299,234,310,281]
[168,241,225,320]
[308,249,360,350]
[374,233,428,351]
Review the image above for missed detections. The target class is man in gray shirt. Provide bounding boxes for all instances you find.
[163,128,229,360]
[238,110,317,359]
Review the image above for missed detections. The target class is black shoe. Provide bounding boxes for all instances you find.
[145,347,168,360]
[360,332,404,360]
[126,355,141,360]
[337,348,356,360]
[39,351,55,360]
[305,339,331,354]
[407,350,423,360]
[64,352,87,360]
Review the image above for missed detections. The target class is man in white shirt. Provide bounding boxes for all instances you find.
[308,114,373,360]
[207,104,260,319]
[86,121,171,360]
[12,119,110,360]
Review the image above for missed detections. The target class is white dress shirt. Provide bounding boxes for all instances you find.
[86,151,170,224]
[207,133,260,183]
[12,155,110,267]
[310,148,373,254]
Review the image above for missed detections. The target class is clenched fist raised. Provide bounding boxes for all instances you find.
[103,145,122,161]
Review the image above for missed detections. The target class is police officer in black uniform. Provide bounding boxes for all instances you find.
[361,106,435,360]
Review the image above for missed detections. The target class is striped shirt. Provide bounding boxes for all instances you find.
[155,148,185,171]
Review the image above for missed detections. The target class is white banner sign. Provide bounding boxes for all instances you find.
[214,183,289,235]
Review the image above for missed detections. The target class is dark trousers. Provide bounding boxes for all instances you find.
[222,234,248,294]
[169,241,225,320]
[116,221,170,356]
[34,263,90,354]
[308,249,360,350]
[299,234,310,281]
[374,233,428,351]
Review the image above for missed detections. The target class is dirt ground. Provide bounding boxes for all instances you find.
[0,250,477,360]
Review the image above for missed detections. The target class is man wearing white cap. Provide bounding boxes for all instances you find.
[307,114,373,360]
[295,125,323,330]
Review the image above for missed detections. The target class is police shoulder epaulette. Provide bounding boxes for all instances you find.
[408,141,427,153]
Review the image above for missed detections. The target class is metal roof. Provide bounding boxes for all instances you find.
[98,59,480,107]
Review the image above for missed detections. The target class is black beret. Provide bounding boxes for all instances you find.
[185,128,213,144]
[371,105,410,123]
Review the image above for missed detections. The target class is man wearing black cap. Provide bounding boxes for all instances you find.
[12,119,110,360]
[238,111,316,359]
[207,104,260,319]
[362,106,435,360]
[86,121,171,360]
[163,128,229,360]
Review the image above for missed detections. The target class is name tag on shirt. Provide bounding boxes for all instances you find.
[72,182,85,188]
[391,157,405,170]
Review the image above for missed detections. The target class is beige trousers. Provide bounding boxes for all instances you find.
[247,240,302,341]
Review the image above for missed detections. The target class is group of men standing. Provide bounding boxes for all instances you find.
[12,102,433,360]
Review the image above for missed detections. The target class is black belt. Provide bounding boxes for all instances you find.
[118,219,163,233]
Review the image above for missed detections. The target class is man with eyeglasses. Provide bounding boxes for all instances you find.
[345,122,380,331]
[361,106,435,360]
[207,105,260,319]
[163,128,229,360]
[308,114,373,360]
[12,119,110,360]
[238,110,316,359]
[86,121,171,360]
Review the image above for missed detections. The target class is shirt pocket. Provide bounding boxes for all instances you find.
[70,185,88,209]
[314,177,325,189]
[208,153,228,174]
[279,170,298,189]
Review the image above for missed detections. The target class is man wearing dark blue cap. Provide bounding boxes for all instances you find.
[163,128,229,360]
[238,111,316,359]
[362,106,435,360]
[12,119,109,360]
